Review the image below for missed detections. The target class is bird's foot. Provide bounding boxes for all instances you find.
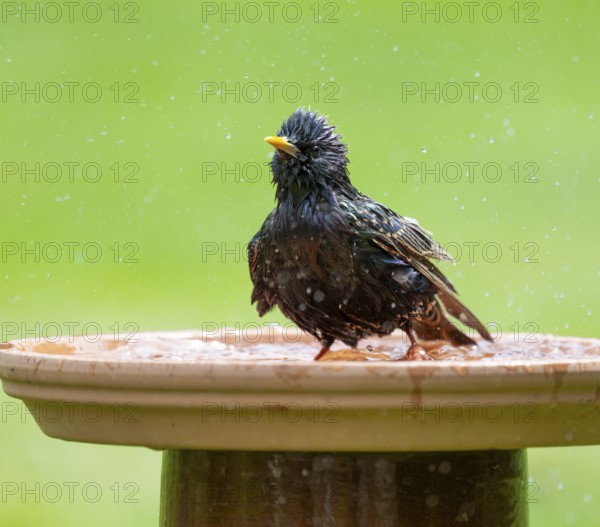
[401,344,436,361]
[313,346,331,361]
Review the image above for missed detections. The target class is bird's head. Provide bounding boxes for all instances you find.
[265,109,350,193]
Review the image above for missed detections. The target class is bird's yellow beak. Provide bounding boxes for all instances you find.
[264,136,300,158]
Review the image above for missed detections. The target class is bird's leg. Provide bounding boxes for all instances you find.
[403,327,435,361]
[313,338,334,361]
[313,346,330,360]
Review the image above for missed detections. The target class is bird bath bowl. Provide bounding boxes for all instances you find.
[1,329,599,526]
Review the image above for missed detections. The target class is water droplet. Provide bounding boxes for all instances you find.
[426,495,439,508]
[421,146,427,153]
[488,137,495,144]
[438,461,451,474]
[225,133,231,140]
[392,46,398,52]
[474,71,480,77]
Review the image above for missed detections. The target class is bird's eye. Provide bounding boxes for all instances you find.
[312,145,320,155]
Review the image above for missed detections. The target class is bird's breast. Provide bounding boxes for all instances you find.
[266,199,351,285]
[273,199,346,253]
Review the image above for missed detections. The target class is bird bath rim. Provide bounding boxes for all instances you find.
[0,329,599,451]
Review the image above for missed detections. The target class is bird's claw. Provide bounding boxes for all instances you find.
[313,346,331,361]
[401,344,435,361]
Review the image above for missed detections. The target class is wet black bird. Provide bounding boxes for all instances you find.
[248,109,492,360]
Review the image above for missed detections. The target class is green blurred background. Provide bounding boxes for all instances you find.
[1,0,599,524]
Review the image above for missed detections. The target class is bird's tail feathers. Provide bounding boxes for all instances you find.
[412,293,492,346]
[436,290,493,342]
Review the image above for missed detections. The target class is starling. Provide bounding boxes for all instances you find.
[248,109,492,360]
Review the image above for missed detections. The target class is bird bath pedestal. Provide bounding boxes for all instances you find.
[1,329,599,527]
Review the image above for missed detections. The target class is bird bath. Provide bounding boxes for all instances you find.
[1,328,599,526]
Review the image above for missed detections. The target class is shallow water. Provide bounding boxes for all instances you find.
[2,330,599,363]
